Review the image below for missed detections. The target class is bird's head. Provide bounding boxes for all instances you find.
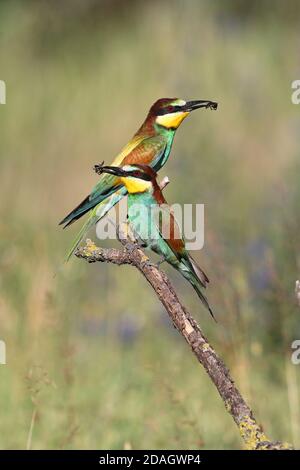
[94,163,156,194]
[148,98,218,130]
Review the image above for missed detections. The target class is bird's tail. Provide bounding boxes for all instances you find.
[188,274,216,321]
[187,254,210,288]
[64,210,98,262]
[179,255,215,321]
[63,188,127,262]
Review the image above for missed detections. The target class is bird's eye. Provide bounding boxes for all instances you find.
[132,171,144,179]
[165,106,173,112]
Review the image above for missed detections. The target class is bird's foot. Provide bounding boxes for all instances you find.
[135,239,147,249]
[127,226,147,248]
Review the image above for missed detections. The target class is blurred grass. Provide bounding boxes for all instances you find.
[0,0,300,449]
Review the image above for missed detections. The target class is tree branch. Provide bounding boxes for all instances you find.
[75,234,292,450]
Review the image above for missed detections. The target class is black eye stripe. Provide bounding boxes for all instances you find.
[156,105,182,116]
[125,170,152,181]
[134,171,152,181]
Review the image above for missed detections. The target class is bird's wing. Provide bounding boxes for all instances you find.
[153,203,185,258]
[122,135,167,167]
[110,134,147,166]
[152,199,212,317]
[64,186,127,262]
[90,135,166,199]
[154,204,209,288]
[59,135,166,228]
[59,172,122,227]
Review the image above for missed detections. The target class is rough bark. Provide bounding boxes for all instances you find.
[75,233,292,450]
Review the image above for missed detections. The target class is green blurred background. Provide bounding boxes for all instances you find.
[0,0,300,449]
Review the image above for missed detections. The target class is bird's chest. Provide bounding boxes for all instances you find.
[127,195,160,245]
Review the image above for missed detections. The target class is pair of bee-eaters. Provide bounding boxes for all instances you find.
[60,98,218,318]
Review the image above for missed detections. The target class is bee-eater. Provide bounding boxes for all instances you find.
[60,98,218,260]
[94,163,214,319]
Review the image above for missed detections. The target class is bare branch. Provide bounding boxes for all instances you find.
[75,233,292,450]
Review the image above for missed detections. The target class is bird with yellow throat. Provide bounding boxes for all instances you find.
[60,98,218,260]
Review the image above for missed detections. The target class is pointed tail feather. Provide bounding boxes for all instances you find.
[177,261,215,321]
[59,195,90,227]
[64,212,97,262]
[189,277,216,322]
[181,253,209,288]
[59,194,103,228]
[188,254,209,288]
[63,187,127,262]
[59,181,123,228]
[185,256,215,319]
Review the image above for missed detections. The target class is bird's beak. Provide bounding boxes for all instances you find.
[94,164,127,178]
[94,164,152,182]
[184,100,218,112]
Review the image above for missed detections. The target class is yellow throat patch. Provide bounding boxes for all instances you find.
[156,111,189,129]
[121,176,152,194]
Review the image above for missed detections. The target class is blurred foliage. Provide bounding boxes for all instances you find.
[0,0,299,449]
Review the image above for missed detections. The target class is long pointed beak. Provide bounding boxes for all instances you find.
[94,164,153,182]
[184,100,218,112]
[94,164,127,178]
